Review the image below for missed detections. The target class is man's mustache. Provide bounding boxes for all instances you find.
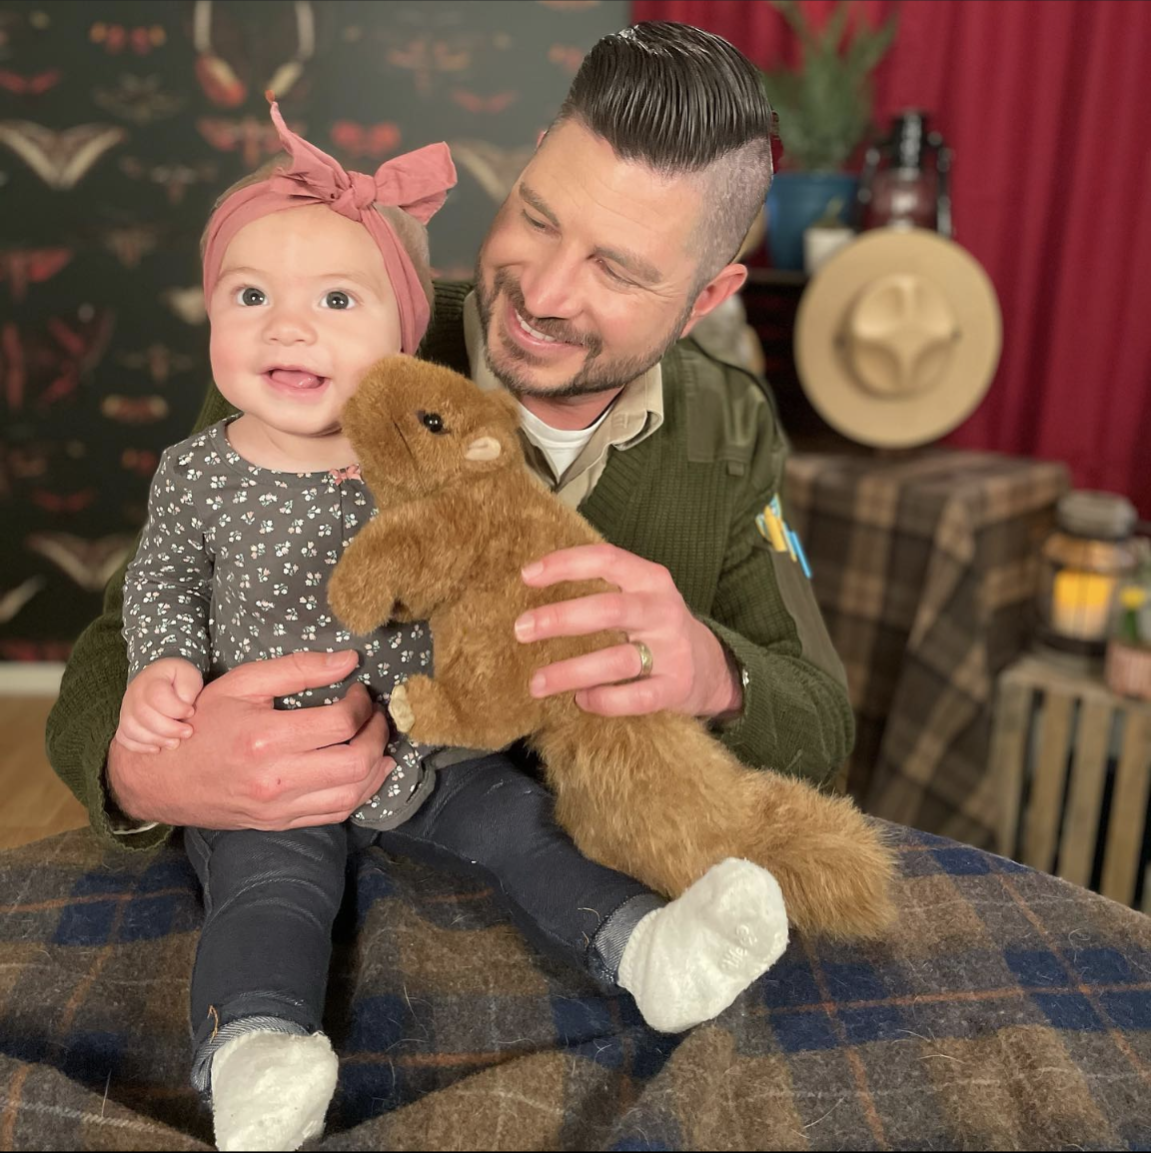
[494,272,600,354]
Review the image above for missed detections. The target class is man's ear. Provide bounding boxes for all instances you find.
[679,263,749,339]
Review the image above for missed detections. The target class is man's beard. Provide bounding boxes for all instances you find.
[474,265,691,400]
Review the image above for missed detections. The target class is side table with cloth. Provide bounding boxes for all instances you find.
[1,824,1149,1151]
[784,450,1070,850]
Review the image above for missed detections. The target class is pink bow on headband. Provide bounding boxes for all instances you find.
[202,98,457,354]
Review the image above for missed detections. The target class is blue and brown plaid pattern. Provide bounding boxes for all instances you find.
[2,822,1149,1150]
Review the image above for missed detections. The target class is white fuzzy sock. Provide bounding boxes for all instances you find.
[617,857,789,1034]
[210,1031,339,1152]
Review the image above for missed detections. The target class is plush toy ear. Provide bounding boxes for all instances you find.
[464,435,502,462]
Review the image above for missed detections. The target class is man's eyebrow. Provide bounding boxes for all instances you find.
[519,183,662,285]
[593,243,662,286]
[519,183,560,227]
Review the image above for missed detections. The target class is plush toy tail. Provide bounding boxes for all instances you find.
[533,710,897,942]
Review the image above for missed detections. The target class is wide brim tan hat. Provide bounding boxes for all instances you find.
[794,228,1002,448]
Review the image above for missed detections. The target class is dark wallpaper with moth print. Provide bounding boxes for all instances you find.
[0,0,626,659]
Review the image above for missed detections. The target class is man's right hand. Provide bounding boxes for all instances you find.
[106,650,394,831]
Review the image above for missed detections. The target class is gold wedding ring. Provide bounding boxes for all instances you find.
[633,640,654,680]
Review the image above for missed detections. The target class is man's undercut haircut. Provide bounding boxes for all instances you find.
[554,21,775,285]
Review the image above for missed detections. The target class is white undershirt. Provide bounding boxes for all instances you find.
[516,401,612,481]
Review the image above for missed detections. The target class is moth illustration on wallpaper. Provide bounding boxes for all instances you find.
[0,248,72,302]
[193,0,315,108]
[116,344,197,385]
[121,448,160,479]
[100,395,169,424]
[119,157,219,205]
[198,116,296,169]
[450,141,535,203]
[378,8,487,97]
[450,89,518,115]
[1,311,115,412]
[548,44,586,74]
[0,443,50,497]
[0,69,61,96]
[0,122,126,189]
[329,121,400,160]
[89,22,167,56]
[26,533,136,594]
[93,74,185,124]
[103,225,160,268]
[0,578,44,625]
[30,489,97,515]
[160,287,207,326]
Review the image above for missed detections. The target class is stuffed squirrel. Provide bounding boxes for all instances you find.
[328,356,895,941]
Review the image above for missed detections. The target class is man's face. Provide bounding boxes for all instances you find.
[475,120,709,399]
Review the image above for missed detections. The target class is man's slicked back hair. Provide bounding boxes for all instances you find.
[554,21,774,284]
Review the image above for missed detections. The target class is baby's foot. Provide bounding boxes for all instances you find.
[211,1031,338,1152]
[617,857,788,1033]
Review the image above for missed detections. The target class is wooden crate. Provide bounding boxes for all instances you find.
[991,654,1151,911]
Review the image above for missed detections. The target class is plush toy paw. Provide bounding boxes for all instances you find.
[327,568,391,637]
[390,675,458,745]
[389,682,415,733]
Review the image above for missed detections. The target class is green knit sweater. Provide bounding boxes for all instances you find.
[46,282,854,851]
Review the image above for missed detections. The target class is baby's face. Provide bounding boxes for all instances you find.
[208,205,402,443]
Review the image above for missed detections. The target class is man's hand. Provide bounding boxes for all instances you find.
[106,650,394,831]
[516,544,743,719]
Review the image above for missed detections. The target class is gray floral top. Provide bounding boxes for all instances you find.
[122,418,435,830]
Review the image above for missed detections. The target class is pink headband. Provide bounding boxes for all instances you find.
[202,99,456,354]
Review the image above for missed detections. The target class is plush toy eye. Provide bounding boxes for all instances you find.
[417,410,446,434]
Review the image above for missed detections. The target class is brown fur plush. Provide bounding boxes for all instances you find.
[328,356,896,941]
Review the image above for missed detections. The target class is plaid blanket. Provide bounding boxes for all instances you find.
[2,823,1148,1151]
[785,450,1070,850]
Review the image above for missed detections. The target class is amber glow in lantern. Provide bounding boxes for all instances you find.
[1037,491,1138,658]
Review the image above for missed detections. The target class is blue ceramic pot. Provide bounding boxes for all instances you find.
[765,172,859,271]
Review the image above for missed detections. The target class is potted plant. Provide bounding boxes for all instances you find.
[761,0,898,270]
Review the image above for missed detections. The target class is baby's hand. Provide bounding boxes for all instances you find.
[115,658,205,754]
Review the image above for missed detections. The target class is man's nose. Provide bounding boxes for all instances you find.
[518,248,583,320]
[262,303,316,344]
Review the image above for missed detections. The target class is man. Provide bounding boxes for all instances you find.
[48,21,852,849]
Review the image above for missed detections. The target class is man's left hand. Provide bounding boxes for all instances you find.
[516,543,742,719]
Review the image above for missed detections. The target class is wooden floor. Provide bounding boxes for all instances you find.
[0,696,88,851]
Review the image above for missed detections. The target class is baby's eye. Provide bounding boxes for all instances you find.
[236,287,267,307]
[321,290,355,310]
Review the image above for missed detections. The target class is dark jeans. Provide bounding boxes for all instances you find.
[184,752,663,1089]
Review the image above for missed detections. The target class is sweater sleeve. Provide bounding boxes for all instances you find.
[123,448,213,681]
[698,389,855,787]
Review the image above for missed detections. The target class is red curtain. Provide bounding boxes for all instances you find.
[632,0,1151,517]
